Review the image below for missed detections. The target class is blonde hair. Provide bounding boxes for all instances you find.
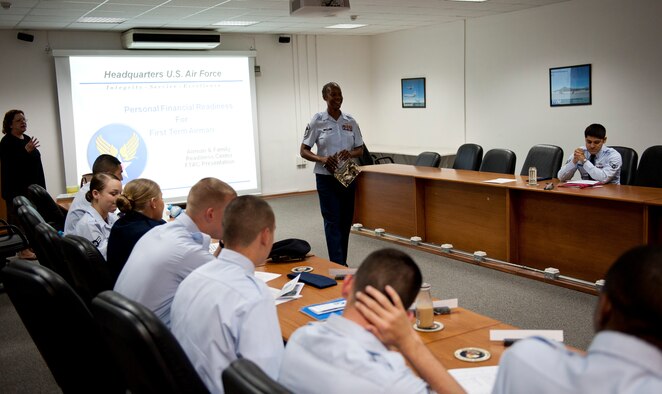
[186,177,236,216]
[116,178,161,214]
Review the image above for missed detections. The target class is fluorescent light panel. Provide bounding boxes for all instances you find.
[213,21,259,26]
[77,17,127,24]
[325,23,366,29]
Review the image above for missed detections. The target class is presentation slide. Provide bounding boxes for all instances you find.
[54,52,260,202]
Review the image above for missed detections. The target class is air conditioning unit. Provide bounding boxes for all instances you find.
[290,0,351,16]
[121,29,221,50]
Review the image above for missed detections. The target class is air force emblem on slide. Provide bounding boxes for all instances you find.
[87,124,147,181]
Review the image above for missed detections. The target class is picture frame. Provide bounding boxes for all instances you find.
[401,77,426,108]
[549,64,591,107]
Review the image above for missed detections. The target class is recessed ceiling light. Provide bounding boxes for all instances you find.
[77,17,127,24]
[213,21,259,26]
[325,23,366,29]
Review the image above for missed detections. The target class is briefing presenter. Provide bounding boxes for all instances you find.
[300,82,364,266]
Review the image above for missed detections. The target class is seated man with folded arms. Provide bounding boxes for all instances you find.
[491,244,662,393]
[557,123,622,184]
[279,248,464,394]
[114,177,236,327]
[64,154,123,234]
[171,195,283,393]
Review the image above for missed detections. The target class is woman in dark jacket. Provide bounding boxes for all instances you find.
[1,109,46,259]
[107,178,166,283]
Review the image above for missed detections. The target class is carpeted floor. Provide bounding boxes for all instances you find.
[0,192,597,392]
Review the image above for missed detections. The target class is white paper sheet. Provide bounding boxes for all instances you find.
[448,366,499,394]
[483,178,516,184]
[255,271,281,283]
[489,329,564,342]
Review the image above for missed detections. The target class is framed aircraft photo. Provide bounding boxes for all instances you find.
[402,77,426,108]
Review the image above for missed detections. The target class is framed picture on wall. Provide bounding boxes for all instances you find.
[549,64,591,107]
[401,77,426,108]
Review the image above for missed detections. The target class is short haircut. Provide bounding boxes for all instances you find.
[116,178,161,214]
[92,154,122,175]
[322,82,341,99]
[185,177,236,217]
[3,109,24,135]
[352,248,423,309]
[584,123,606,139]
[222,195,275,248]
[603,244,662,338]
[85,172,120,202]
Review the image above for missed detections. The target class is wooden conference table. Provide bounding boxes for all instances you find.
[354,164,662,287]
[258,256,514,369]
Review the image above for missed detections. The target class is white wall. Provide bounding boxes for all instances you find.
[2,0,660,199]
[0,31,372,197]
[465,0,662,174]
[369,22,466,155]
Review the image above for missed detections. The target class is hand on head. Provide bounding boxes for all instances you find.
[355,285,420,350]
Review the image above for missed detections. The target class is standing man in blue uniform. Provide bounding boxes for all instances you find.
[301,82,364,266]
[557,123,622,184]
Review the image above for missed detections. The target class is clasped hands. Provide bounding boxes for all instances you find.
[573,148,587,164]
[322,150,351,172]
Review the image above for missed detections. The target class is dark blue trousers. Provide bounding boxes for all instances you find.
[316,174,356,266]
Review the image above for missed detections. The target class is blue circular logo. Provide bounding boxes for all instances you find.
[87,124,147,182]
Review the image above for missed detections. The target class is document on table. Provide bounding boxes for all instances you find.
[490,329,564,342]
[564,180,599,185]
[483,178,516,184]
[448,366,499,394]
[270,274,304,305]
[255,271,281,283]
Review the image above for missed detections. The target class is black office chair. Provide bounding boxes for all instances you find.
[520,144,564,180]
[16,204,46,247]
[479,148,516,175]
[0,219,29,270]
[414,151,442,167]
[61,234,114,306]
[1,260,124,393]
[634,145,662,188]
[26,184,67,232]
[222,358,291,394]
[12,195,36,211]
[32,222,72,284]
[610,146,638,186]
[357,144,394,166]
[452,143,483,171]
[91,290,209,394]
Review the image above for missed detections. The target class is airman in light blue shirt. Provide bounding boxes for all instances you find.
[557,123,622,184]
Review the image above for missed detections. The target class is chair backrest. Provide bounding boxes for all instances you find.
[91,291,210,394]
[16,204,46,246]
[222,358,291,394]
[26,184,66,232]
[414,151,442,167]
[61,234,114,306]
[1,260,124,393]
[0,222,29,264]
[519,144,564,179]
[611,146,638,186]
[358,144,375,166]
[12,195,36,211]
[452,143,483,171]
[33,222,73,284]
[479,148,517,175]
[634,145,662,188]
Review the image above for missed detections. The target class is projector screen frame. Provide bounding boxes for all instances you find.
[52,50,261,203]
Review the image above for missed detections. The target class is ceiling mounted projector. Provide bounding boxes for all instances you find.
[121,29,221,50]
[290,0,351,16]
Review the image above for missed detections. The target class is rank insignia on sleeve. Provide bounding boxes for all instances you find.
[303,124,311,139]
